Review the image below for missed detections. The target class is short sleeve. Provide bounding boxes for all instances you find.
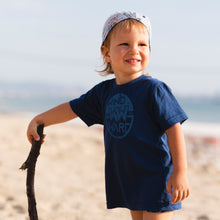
[69,85,103,126]
[152,82,188,131]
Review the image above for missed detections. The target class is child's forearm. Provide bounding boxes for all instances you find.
[165,123,190,203]
[165,123,188,173]
[32,102,77,127]
[27,102,77,143]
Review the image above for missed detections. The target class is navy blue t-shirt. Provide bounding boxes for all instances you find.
[69,75,188,212]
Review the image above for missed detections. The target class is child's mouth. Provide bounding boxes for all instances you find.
[125,59,141,64]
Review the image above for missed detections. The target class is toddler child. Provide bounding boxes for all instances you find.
[27,11,190,220]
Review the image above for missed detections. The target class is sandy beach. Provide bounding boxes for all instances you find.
[0,114,220,220]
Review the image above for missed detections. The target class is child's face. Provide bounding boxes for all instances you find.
[103,26,150,81]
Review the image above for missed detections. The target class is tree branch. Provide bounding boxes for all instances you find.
[20,124,44,220]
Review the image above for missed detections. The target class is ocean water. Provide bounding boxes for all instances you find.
[0,82,81,114]
[179,97,220,123]
[0,82,220,123]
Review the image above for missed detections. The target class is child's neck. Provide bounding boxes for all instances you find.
[115,72,143,85]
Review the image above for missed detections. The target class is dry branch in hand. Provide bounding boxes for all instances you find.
[20,124,44,220]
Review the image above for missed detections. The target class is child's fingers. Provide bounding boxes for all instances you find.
[186,188,190,198]
[27,135,32,144]
[27,127,40,144]
[172,189,183,203]
[171,188,190,203]
[171,189,179,203]
[181,188,190,201]
[27,119,42,144]
[27,133,39,144]
[33,132,40,141]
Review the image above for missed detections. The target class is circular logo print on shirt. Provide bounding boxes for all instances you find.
[105,93,134,139]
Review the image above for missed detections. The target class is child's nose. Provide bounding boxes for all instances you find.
[128,45,139,55]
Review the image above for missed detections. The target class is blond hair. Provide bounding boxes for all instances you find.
[99,19,149,75]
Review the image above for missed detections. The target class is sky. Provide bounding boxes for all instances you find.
[0,0,219,96]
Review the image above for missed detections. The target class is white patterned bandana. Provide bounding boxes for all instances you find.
[102,11,152,48]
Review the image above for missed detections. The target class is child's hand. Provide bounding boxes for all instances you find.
[27,118,46,144]
[166,171,190,204]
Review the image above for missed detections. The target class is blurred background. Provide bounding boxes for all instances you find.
[0,0,219,122]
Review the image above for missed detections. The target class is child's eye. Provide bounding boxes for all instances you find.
[120,43,129,46]
[139,43,147,47]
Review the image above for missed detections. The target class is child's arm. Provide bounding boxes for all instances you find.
[165,122,190,204]
[27,102,77,144]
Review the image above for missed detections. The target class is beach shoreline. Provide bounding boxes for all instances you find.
[0,114,220,220]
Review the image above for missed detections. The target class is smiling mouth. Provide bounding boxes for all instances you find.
[125,59,141,64]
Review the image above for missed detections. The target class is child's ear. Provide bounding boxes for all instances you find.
[101,46,111,63]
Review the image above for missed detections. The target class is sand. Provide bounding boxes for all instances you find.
[0,114,220,220]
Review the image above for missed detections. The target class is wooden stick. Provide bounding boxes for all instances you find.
[20,124,44,220]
